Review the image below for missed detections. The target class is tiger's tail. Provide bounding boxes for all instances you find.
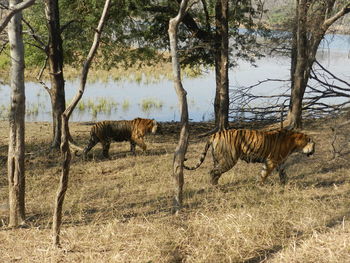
[184,139,212,170]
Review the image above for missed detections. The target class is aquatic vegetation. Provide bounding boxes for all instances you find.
[140,98,163,113]
[121,100,130,112]
[76,97,119,119]
[0,104,10,120]
[26,102,46,117]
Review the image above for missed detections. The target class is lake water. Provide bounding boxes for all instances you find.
[0,33,349,122]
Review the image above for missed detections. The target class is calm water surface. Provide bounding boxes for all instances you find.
[0,34,349,122]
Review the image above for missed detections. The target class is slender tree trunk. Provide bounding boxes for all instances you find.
[286,0,350,128]
[44,0,66,149]
[169,0,190,213]
[214,0,229,130]
[52,0,111,247]
[219,0,229,129]
[7,0,26,227]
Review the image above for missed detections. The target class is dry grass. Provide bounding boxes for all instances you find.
[0,117,350,262]
[0,61,202,84]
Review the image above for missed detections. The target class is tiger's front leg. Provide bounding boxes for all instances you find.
[83,135,99,160]
[132,136,147,152]
[130,141,136,155]
[260,160,276,184]
[277,164,287,185]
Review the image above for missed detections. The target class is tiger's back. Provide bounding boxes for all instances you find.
[91,120,133,142]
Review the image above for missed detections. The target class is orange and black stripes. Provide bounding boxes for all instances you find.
[184,128,315,185]
[83,118,158,159]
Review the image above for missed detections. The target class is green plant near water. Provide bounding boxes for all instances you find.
[26,102,46,117]
[121,99,130,112]
[76,97,118,118]
[140,98,163,113]
[0,105,10,119]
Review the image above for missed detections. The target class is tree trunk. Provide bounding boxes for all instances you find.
[169,0,190,213]
[7,0,26,228]
[52,0,111,247]
[286,0,307,128]
[214,0,229,130]
[44,0,66,149]
[286,0,350,128]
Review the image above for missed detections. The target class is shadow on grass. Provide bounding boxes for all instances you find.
[83,148,169,161]
[243,245,283,263]
[325,209,350,228]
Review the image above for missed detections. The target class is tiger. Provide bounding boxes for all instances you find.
[184,128,315,185]
[81,118,158,159]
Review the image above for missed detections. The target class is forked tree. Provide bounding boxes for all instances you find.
[6,0,31,227]
[168,0,190,212]
[0,0,35,33]
[286,0,350,128]
[52,0,111,247]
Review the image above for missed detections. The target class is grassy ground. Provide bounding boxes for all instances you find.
[0,118,350,262]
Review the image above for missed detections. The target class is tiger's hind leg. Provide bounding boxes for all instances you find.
[102,141,111,158]
[210,159,236,185]
[83,135,99,160]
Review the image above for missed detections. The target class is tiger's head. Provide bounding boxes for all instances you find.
[134,118,159,135]
[292,132,315,157]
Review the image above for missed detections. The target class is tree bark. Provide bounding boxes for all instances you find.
[7,0,26,228]
[52,0,111,247]
[44,0,66,149]
[169,0,190,213]
[286,0,308,128]
[214,0,229,131]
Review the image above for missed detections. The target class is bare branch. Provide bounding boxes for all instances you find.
[323,3,350,30]
[60,19,77,33]
[229,60,350,124]
[0,0,35,33]
[22,18,47,51]
[36,56,50,93]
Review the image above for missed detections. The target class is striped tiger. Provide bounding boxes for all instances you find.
[184,128,315,185]
[82,118,158,159]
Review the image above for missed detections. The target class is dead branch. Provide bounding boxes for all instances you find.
[229,61,350,124]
